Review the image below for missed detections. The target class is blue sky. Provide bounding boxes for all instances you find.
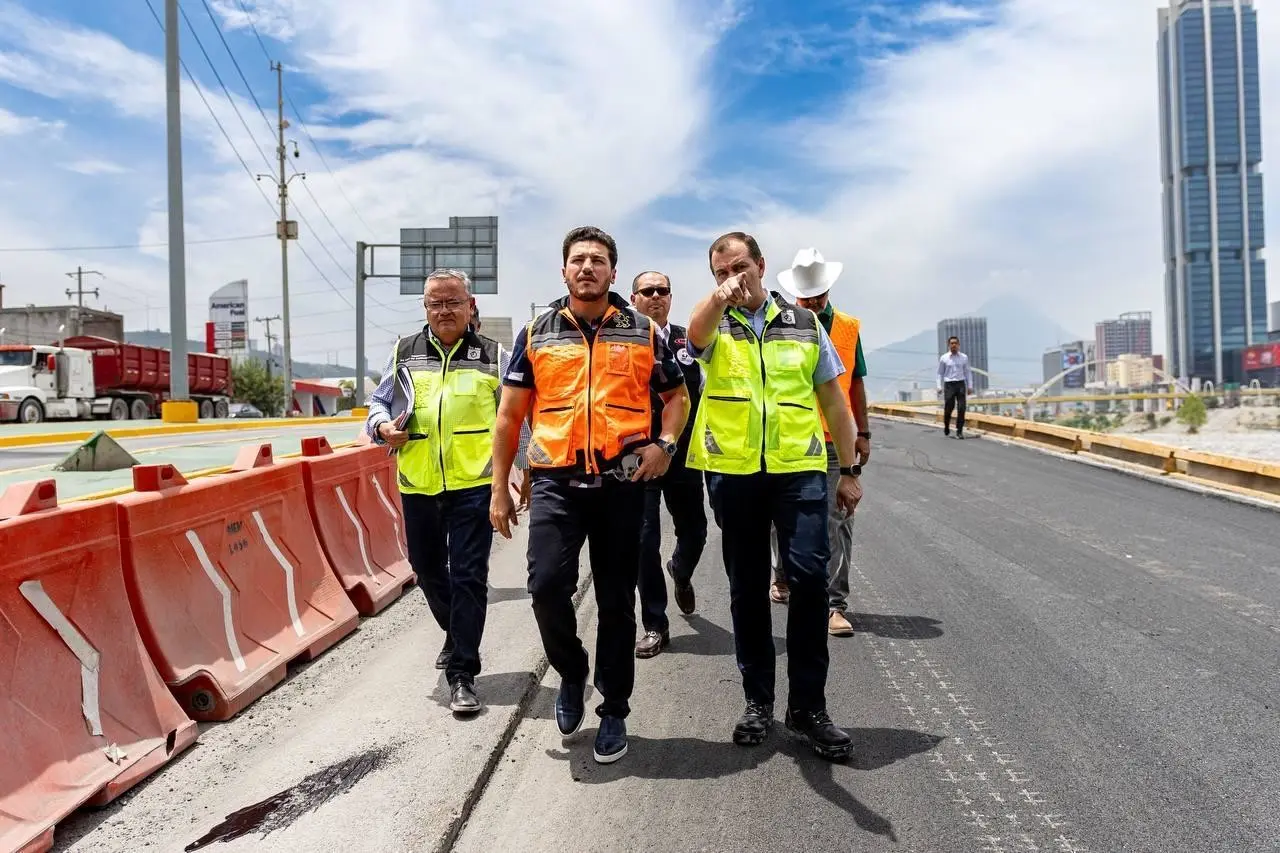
[1,0,1277,378]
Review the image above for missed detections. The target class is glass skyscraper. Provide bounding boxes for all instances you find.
[1158,0,1268,385]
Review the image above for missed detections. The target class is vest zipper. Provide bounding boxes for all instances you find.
[437,338,459,489]
[565,309,600,476]
[756,319,768,474]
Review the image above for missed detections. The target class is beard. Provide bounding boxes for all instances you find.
[568,277,610,302]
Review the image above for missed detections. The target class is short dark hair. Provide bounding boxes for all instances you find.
[948,336,959,344]
[562,226,618,268]
[631,271,670,292]
[708,231,763,271]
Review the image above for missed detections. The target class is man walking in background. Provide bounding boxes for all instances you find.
[937,335,974,438]
[365,269,501,716]
[770,248,870,638]
[629,270,708,658]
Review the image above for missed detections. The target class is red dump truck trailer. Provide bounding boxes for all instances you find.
[61,336,233,420]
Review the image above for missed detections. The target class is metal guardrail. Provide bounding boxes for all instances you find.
[869,403,1280,501]
[881,388,1277,407]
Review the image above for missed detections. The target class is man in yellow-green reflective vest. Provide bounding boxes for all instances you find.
[365,268,500,717]
[685,231,863,763]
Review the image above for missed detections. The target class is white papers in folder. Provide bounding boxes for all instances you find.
[387,364,416,456]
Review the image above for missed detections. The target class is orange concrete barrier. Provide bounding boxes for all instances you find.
[299,437,416,616]
[115,446,360,721]
[0,481,198,853]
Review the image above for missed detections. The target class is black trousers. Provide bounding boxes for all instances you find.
[943,380,967,433]
[637,462,708,634]
[400,486,493,686]
[526,476,646,719]
[707,470,830,711]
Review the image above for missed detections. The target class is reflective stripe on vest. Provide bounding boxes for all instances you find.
[821,308,860,441]
[526,304,655,475]
[686,296,827,476]
[395,332,499,495]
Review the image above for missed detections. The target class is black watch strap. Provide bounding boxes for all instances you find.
[840,465,862,477]
[857,431,872,439]
[657,438,677,457]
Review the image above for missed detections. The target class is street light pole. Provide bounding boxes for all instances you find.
[164,0,189,410]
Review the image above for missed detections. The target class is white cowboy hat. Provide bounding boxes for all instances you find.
[776,247,843,299]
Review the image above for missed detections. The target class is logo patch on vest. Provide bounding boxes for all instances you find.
[676,347,694,366]
[781,309,795,325]
[467,346,481,360]
[612,312,632,328]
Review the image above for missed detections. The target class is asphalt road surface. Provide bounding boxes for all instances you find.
[457,419,1280,853]
[55,418,1280,852]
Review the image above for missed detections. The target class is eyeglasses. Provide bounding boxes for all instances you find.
[637,287,671,298]
[425,299,467,313]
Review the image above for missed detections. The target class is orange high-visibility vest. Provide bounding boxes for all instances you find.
[525,297,656,475]
[821,308,861,441]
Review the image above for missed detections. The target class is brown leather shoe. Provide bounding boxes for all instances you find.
[770,580,790,604]
[635,630,669,658]
[828,611,854,637]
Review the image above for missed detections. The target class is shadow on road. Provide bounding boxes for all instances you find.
[847,612,944,640]
[547,726,941,842]
[431,670,547,714]
[487,585,530,605]
[672,614,784,657]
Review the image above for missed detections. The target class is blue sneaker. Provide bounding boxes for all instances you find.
[555,681,586,737]
[593,715,628,764]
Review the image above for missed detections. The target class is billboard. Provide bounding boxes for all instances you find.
[1243,341,1280,372]
[1061,349,1086,388]
[207,280,248,354]
[399,216,497,295]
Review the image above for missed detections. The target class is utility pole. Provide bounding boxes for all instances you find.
[164,0,189,410]
[256,314,281,379]
[257,62,304,416]
[64,266,103,336]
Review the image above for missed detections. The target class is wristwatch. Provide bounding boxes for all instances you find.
[655,438,678,457]
[839,464,862,477]
[857,431,872,440]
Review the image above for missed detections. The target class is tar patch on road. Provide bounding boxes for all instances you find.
[185,745,396,850]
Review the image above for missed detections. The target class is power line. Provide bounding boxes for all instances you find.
[199,0,276,139]
[0,233,273,253]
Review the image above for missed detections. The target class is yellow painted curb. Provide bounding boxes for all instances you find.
[0,415,347,449]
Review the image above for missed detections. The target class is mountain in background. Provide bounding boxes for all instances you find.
[124,330,365,380]
[863,294,1085,401]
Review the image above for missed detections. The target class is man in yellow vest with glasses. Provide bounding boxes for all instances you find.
[365,268,501,717]
[769,248,872,638]
[686,232,862,762]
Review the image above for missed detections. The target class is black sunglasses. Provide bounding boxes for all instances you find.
[637,287,671,297]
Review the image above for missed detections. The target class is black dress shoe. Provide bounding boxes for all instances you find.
[668,562,696,614]
[556,680,586,737]
[785,708,853,761]
[732,701,774,746]
[635,630,669,659]
[449,681,481,715]
[435,645,452,670]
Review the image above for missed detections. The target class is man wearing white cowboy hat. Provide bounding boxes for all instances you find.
[770,247,871,639]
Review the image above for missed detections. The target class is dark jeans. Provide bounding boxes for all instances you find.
[943,380,967,433]
[637,463,708,634]
[400,486,494,686]
[707,470,830,711]
[527,476,646,719]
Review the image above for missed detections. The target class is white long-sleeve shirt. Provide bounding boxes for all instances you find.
[937,351,973,389]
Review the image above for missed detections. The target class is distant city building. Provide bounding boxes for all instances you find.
[479,315,514,352]
[1041,341,1088,396]
[1084,341,1099,383]
[1270,300,1280,340]
[936,316,989,393]
[1106,354,1157,388]
[1094,312,1154,378]
[1242,340,1280,386]
[0,305,124,345]
[1158,0,1268,385]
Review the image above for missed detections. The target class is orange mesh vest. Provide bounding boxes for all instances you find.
[822,308,861,441]
[525,299,656,475]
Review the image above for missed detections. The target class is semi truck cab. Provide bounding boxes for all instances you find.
[0,345,97,423]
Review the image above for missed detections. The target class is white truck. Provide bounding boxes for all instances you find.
[0,338,233,424]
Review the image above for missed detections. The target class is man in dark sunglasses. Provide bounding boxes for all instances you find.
[629,271,709,659]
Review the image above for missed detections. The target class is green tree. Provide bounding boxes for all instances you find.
[231,360,285,417]
[1177,393,1208,434]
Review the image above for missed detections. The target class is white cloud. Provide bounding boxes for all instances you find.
[62,158,130,175]
[0,105,63,135]
[0,0,1276,382]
